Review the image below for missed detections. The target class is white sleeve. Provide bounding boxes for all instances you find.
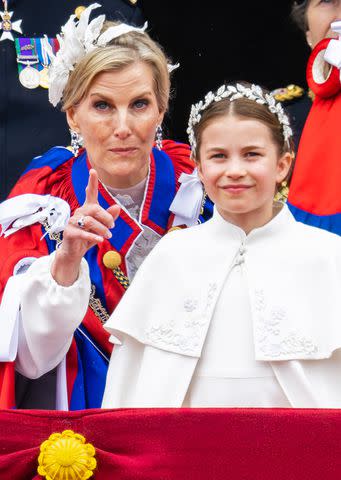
[0,275,22,362]
[15,253,91,379]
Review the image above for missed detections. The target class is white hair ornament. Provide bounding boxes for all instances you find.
[43,3,148,106]
[43,3,179,107]
[187,83,293,154]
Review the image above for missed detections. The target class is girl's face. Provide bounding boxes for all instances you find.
[197,114,291,233]
[306,0,341,48]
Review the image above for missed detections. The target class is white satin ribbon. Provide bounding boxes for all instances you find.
[0,194,70,237]
[324,21,341,70]
[170,168,204,227]
[56,357,69,410]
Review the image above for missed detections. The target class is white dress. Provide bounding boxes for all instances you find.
[102,205,341,408]
[183,253,290,407]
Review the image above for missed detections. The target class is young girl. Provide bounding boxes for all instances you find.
[102,82,341,408]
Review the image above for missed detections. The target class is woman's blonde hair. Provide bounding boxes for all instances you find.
[62,22,170,113]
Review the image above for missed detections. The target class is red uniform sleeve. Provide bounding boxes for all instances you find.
[0,155,75,302]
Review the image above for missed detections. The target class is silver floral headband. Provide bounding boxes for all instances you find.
[187,83,293,154]
[43,3,178,107]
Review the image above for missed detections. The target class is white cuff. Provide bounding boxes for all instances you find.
[16,252,91,378]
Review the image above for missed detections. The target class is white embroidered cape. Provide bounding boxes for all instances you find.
[102,206,341,408]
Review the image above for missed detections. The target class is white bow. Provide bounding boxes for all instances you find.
[170,168,204,227]
[324,21,341,71]
[0,194,70,238]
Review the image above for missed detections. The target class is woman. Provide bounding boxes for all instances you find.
[102,82,341,409]
[0,0,145,202]
[0,4,209,410]
[292,0,341,49]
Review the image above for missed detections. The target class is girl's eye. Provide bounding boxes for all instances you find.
[133,99,149,109]
[94,101,109,111]
[245,151,260,158]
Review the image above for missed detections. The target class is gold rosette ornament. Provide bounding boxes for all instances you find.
[37,430,97,480]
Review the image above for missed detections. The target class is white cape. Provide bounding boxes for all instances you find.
[102,206,341,408]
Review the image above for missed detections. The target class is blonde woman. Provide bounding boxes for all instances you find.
[0,4,209,409]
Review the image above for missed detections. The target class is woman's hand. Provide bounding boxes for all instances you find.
[51,169,120,286]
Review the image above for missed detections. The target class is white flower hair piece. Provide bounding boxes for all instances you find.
[43,3,149,107]
[187,83,293,154]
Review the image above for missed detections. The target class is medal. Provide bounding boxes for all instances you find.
[38,38,51,89]
[15,37,59,90]
[39,66,49,89]
[15,38,40,90]
[0,0,22,41]
[19,62,40,89]
[16,39,40,90]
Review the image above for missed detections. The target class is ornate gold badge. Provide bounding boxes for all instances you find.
[272,84,305,102]
[37,430,97,480]
[0,1,22,41]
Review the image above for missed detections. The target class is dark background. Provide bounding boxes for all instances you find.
[0,1,310,199]
[144,0,311,142]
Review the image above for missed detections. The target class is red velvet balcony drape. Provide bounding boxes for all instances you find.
[0,408,341,479]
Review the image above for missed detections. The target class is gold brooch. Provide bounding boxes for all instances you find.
[272,84,304,102]
[37,430,97,480]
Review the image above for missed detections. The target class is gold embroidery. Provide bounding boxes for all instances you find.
[272,84,305,102]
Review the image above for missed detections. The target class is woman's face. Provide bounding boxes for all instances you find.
[197,114,291,232]
[66,62,164,189]
[306,0,341,48]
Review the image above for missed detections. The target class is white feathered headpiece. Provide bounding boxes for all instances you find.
[43,3,148,107]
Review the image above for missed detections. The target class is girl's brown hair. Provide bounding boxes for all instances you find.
[193,86,294,163]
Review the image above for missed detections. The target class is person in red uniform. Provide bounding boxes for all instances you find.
[0,4,210,410]
[288,5,341,234]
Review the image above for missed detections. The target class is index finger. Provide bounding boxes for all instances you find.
[85,169,99,205]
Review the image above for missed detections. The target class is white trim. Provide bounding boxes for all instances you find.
[313,49,332,84]
[76,326,110,362]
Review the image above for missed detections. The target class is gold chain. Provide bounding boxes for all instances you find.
[89,285,109,324]
[200,191,207,216]
[113,268,130,289]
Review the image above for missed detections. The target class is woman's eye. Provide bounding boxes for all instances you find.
[133,99,149,110]
[94,101,109,110]
[211,153,226,159]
